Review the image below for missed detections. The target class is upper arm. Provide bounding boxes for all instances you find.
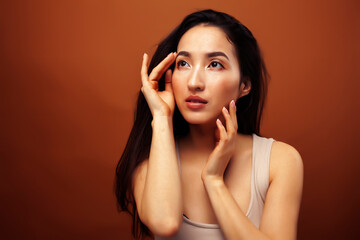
[132,159,149,222]
[260,141,304,240]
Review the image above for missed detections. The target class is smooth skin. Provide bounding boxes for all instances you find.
[133,25,303,239]
[134,52,183,237]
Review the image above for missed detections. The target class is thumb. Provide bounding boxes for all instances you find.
[164,69,173,93]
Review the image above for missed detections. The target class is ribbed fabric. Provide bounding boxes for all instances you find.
[155,133,274,240]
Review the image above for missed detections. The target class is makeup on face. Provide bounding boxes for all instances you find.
[172,25,241,125]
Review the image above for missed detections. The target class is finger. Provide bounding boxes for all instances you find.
[148,52,176,82]
[214,127,220,143]
[164,69,173,93]
[149,52,175,81]
[216,119,228,142]
[229,100,238,130]
[141,53,149,87]
[222,106,236,136]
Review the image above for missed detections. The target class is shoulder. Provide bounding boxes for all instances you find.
[270,140,302,163]
[260,140,303,238]
[269,140,303,183]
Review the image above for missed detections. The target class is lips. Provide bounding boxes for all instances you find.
[185,96,208,104]
[185,96,208,110]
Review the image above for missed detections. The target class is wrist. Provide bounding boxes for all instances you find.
[151,115,173,129]
[202,174,224,187]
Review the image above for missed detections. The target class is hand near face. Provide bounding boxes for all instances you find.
[141,52,177,117]
[201,100,237,181]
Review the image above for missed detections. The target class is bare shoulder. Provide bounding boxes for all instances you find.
[269,140,304,182]
[271,140,303,163]
[261,140,303,238]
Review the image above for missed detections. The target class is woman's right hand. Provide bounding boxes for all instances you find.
[141,52,177,118]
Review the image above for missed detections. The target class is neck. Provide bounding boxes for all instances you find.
[185,122,218,150]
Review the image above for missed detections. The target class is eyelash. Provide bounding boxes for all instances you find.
[177,60,189,68]
[176,60,224,69]
[209,61,224,69]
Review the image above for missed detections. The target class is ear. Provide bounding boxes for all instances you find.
[238,77,251,98]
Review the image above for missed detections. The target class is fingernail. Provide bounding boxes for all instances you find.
[216,119,221,124]
[223,106,229,114]
[231,100,236,110]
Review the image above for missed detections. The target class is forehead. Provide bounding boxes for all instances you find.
[177,25,236,55]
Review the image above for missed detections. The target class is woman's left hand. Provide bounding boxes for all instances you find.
[201,100,238,182]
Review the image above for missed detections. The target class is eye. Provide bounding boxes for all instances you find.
[177,60,190,68]
[208,61,224,69]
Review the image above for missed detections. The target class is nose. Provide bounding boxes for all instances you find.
[187,66,205,91]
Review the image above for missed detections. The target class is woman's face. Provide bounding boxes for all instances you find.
[172,25,242,125]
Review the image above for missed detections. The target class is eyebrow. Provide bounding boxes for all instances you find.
[207,51,229,60]
[177,51,229,60]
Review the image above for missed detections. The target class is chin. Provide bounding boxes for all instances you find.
[181,112,218,125]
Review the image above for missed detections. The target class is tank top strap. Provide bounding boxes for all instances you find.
[245,134,275,228]
[251,133,275,202]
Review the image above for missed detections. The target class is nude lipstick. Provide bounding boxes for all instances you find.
[185,96,208,110]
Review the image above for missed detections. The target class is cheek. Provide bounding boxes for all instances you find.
[213,76,241,99]
[171,74,183,98]
[171,72,185,102]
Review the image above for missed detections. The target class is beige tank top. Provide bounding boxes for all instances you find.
[155,133,275,240]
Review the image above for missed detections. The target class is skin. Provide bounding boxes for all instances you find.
[133,25,303,239]
[172,25,244,126]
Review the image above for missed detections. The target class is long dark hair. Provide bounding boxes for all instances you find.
[115,9,269,239]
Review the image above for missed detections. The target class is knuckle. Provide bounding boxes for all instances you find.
[228,131,235,138]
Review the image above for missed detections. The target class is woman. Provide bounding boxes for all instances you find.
[115,9,303,240]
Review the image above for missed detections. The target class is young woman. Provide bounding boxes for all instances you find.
[115,9,303,240]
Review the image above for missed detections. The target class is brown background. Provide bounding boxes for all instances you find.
[1,0,359,239]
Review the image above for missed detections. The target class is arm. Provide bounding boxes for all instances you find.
[202,101,303,240]
[203,143,303,240]
[132,53,183,237]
